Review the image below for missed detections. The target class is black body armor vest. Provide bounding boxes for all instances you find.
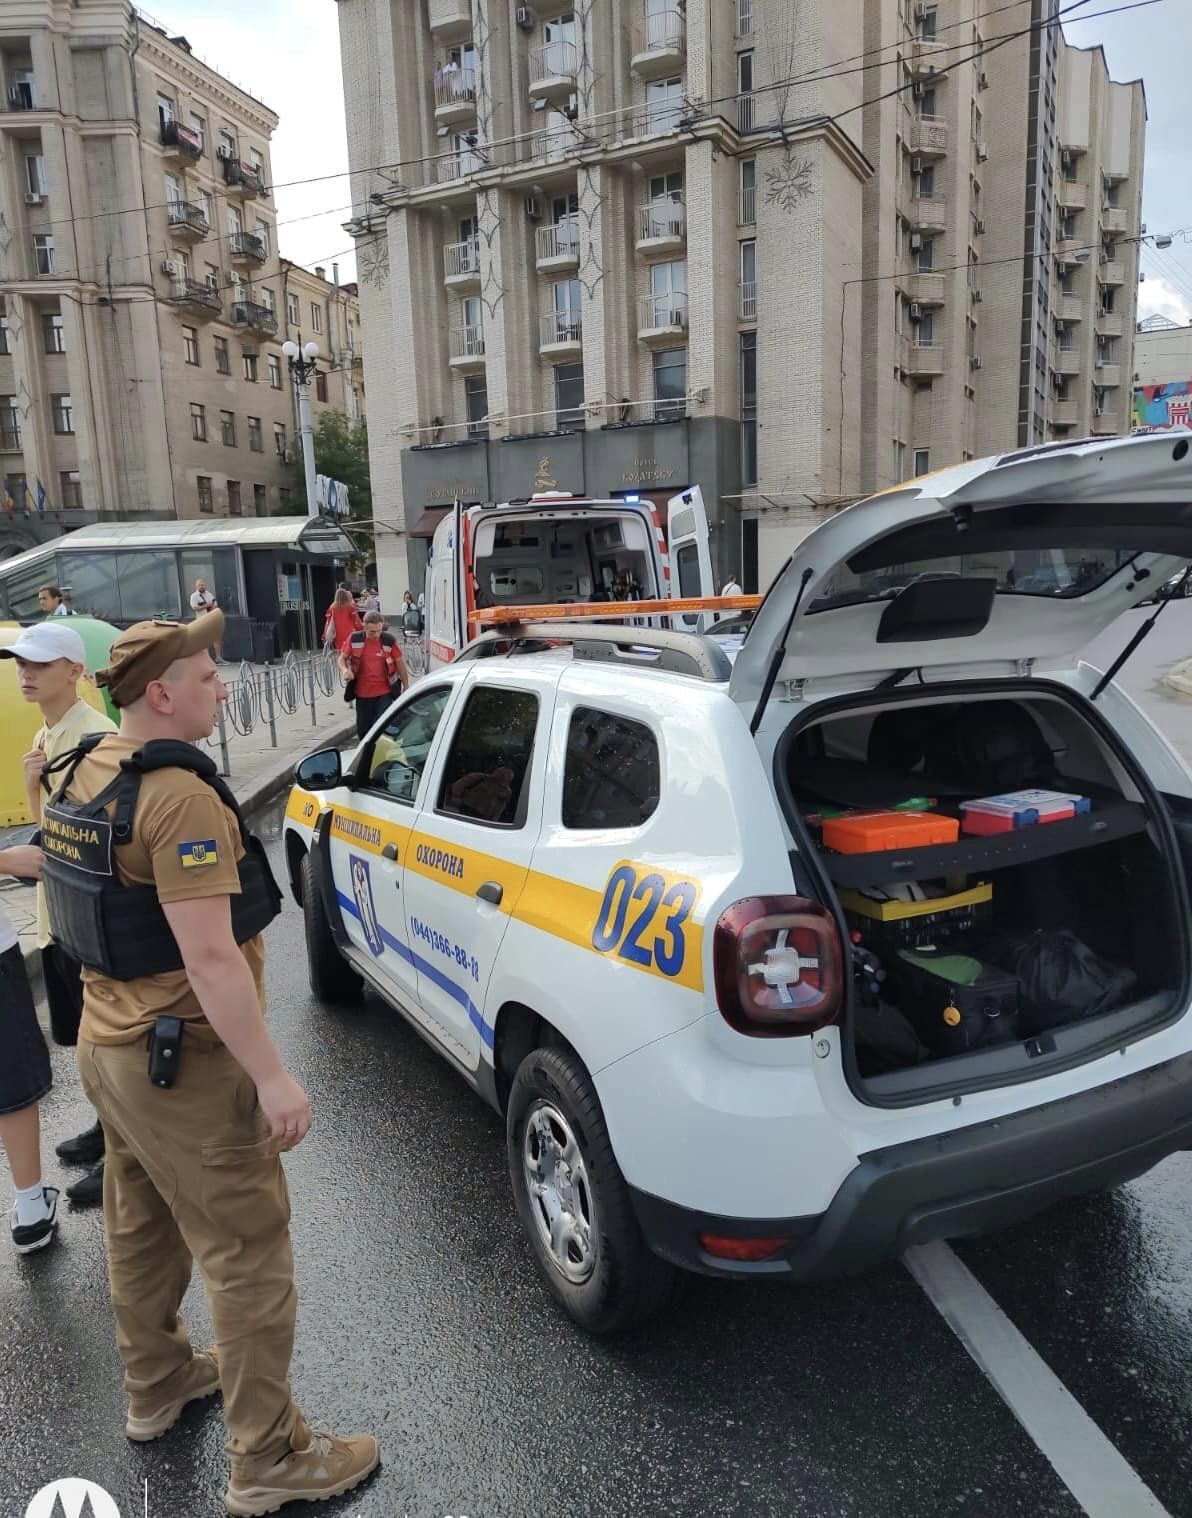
[40,735,282,980]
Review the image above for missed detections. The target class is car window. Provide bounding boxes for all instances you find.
[563,707,660,829]
[359,686,452,804]
[437,685,539,828]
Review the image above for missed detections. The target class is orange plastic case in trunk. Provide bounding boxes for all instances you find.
[821,810,960,854]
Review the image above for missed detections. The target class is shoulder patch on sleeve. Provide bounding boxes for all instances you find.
[178,839,219,868]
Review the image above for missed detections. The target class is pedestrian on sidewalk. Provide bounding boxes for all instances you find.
[43,611,379,1513]
[340,611,409,739]
[37,584,71,618]
[190,579,223,662]
[9,622,117,1208]
[321,587,362,654]
[0,838,57,1255]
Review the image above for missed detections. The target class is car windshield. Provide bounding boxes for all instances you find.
[809,547,1141,613]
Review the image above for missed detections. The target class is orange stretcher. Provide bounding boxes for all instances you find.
[469,594,764,634]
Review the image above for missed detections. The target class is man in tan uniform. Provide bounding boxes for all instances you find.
[57,612,379,1516]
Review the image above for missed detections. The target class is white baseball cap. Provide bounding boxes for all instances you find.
[0,622,87,666]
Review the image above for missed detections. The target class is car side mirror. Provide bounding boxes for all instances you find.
[295,747,342,791]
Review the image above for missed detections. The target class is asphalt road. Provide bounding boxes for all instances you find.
[5,671,1192,1515]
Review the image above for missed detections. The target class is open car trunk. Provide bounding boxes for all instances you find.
[778,683,1190,1106]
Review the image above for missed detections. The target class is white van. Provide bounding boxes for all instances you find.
[423,487,718,666]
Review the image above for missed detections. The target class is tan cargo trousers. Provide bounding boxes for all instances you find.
[78,1035,303,1479]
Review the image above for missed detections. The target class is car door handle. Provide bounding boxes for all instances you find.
[381,843,398,861]
[476,881,503,906]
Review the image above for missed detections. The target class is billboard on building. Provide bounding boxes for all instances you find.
[1133,379,1192,431]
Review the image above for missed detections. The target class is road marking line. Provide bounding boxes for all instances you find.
[904,1241,1172,1518]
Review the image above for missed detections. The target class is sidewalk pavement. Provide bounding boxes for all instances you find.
[0,674,357,977]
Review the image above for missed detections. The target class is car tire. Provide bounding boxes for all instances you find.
[301,851,362,1006]
[507,1044,677,1335]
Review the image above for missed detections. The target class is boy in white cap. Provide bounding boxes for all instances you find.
[5,622,116,1207]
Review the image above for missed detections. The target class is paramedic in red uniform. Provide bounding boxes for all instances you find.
[339,612,409,738]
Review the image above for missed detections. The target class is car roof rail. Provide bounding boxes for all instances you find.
[457,622,733,682]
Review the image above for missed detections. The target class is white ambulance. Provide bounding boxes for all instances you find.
[285,431,1192,1335]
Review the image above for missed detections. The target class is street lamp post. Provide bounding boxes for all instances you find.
[282,338,321,518]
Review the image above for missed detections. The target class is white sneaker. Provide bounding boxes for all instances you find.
[10,1186,60,1255]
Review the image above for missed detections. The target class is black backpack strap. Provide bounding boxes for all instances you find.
[119,740,248,845]
[45,733,109,803]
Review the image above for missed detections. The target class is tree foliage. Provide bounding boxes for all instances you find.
[284,413,373,560]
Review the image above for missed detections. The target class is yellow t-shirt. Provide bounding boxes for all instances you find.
[35,698,118,950]
[60,734,266,1046]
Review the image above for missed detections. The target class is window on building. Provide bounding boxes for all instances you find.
[51,394,73,435]
[1104,179,1120,208]
[917,236,934,271]
[464,374,488,438]
[182,325,200,366]
[164,171,184,210]
[1,396,21,450]
[739,159,756,225]
[212,336,229,375]
[201,192,216,230]
[918,163,935,196]
[249,146,264,177]
[266,355,281,390]
[918,87,937,119]
[197,475,213,513]
[191,402,207,441]
[646,76,684,133]
[254,483,267,517]
[156,92,174,131]
[60,470,82,509]
[243,352,258,383]
[33,235,55,275]
[24,154,46,197]
[740,329,757,487]
[913,447,930,477]
[247,416,263,452]
[227,480,242,516]
[0,300,8,356]
[437,685,539,828]
[1058,323,1075,352]
[894,440,907,482]
[274,422,287,457]
[915,310,934,346]
[254,219,271,256]
[972,103,983,141]
[737,51,754,132]
[219,129,236,159]
[42,313,65,355]
[739,239,756,319]
[286,292,300,326]
[1063,152,1077,183]
[918,5,938,37]
[204,261,219,292]
[189,112,205,152]
[279,487,292,511]
[652,348,686,421]
[563,708,660,829]
[310,302,323,333]
[554,363,584,430]
[220,410,236,446]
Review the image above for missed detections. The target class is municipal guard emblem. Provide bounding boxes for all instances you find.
[350,854,384,957]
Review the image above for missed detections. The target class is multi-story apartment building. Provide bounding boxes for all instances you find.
[337,0,1145,598]
[0,3,365,554]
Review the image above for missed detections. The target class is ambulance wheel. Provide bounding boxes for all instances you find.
[301,853,362,1006]
[507,1045,676,1335]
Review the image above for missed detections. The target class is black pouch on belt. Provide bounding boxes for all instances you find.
[148,1016,184,1088]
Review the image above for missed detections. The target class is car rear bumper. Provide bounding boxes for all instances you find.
[629,1049,1192,1280]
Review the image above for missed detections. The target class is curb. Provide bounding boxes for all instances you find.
[21,714,359,980]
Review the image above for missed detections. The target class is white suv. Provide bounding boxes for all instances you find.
[285,431,1192,1334]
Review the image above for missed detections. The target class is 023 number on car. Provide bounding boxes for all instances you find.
[591,861,700,979]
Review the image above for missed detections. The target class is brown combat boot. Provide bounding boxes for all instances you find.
[224,1421,381,1516]
[125,1349,221,1441]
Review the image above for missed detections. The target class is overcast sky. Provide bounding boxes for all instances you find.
[154,0,1190,319]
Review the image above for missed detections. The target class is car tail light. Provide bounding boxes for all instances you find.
[713,896,843,1037]
[699,1233,790,1262]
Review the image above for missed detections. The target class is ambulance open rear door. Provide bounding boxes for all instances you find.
[666,487,716,631]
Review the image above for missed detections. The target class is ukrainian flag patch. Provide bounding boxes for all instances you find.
[178,839,218,868]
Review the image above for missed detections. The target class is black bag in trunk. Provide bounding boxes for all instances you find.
[889,948,1020,1056]
[992,929,1137,1036]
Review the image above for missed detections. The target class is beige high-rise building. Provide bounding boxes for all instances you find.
[337,0,1145,598]
[0,2,365,555]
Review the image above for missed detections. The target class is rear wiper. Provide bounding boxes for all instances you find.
[1090,564,1192,702]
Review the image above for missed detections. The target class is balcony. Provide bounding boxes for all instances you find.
[909,39,946,79]
[437,152,482,183]
[1095,310,1123,338]
[443,238,481,290]
[638,291,688,346]
[232,299,278,336]
[1051,400,1079,428]
[535,220,580,273]
[160,119,203,162]
[631,9,685,79]
[1091,413,1119,436]
[907,116,948,158]
[228,231,267,267]
[1093,361,1121,388]
[166,199,209,240]
[434,66,477,126]
[448,324,485,370]
[1057,180,1087,211]
[539,310,582,360]
[908,194,947,233]
[168,279,221,320]
[222,157,265,199]
[427,0,471,38]
[908,272,946,306]
[737,93,756,133]
[532,123,581,162]
[739,281,756,321]
[635,198,686,257]
[1099,258,1125,286]
[529,40,578,103]
[1056,239,1084,267]
[1055,294,1083,322]
[0,425,21,451]
[1052,348,1081,376]
[907,343,944,377]
[1101,205,1128,234]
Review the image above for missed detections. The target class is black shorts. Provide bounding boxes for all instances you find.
[0,943,51,1117]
